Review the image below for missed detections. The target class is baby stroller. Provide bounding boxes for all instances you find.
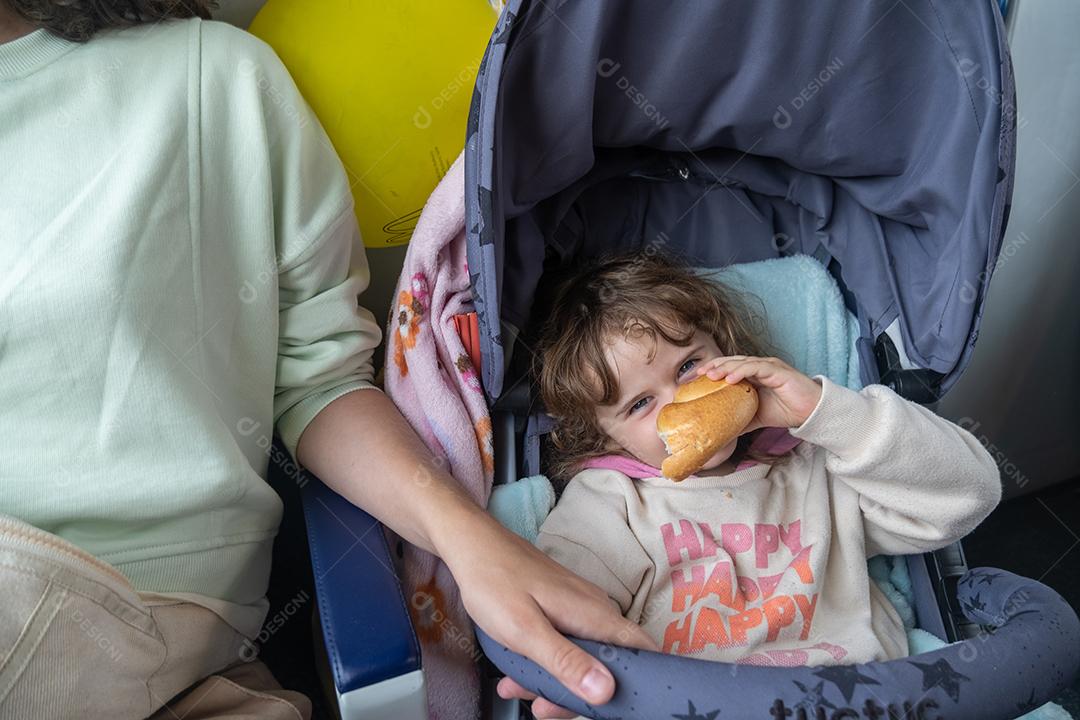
[460,0,1080,718]
[298,1,1079,719]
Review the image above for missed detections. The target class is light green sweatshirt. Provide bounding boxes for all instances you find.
[0,18,381,635]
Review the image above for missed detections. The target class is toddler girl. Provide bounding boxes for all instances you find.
[532,251,1002,668]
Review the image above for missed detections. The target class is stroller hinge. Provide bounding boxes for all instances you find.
[873,333,943,404]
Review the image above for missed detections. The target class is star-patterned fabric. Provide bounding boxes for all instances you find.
[476,564,1079,719]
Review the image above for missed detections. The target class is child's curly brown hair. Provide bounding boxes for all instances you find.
[532,250,787,486]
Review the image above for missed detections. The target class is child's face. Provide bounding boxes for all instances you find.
[595,328,738,474]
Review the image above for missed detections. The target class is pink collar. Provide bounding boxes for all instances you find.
[577,427,802,480]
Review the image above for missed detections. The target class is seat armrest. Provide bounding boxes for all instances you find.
[299,474,422,693]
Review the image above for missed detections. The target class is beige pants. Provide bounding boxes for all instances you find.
[0,514,311,720]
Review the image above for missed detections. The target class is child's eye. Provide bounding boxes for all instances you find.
[678,358,699,376]
[629,396,651,415]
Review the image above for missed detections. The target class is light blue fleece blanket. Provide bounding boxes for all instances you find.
[487,255,1070,719]
[694,254,863,392]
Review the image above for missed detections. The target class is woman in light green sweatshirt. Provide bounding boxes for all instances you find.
[0,2,654,718]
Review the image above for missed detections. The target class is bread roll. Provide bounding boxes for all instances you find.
[656,376,758,481]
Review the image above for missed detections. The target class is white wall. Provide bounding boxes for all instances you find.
[938,0,1080,498]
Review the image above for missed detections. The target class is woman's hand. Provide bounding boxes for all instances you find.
[692,355,822,432]
[435,503,660,719]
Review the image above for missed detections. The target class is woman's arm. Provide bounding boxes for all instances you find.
[237,33,656,713]
[295,389,659,714]
[296,386,474,555]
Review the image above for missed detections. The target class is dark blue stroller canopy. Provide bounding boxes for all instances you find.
[465,0,1016,403]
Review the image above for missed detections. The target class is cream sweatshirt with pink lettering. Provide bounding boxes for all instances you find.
[535,376,1002,667]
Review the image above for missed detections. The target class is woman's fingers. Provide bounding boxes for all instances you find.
[473,571,621,706]
[532,578,661,708]
[511,590,658,715]
[474,592,613,713]
[497,573,659,713]
[509,604,618,707]
[497,677,579,719]
[496,676,536,702]
[533,572,660,655]
[531,696,585,719]
[448,522,660,717]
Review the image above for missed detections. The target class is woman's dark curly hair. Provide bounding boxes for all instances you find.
[5,0,216,42]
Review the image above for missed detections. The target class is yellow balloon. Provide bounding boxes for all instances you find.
[249,1,497,247]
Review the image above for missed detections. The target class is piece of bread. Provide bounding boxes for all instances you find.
[656,376,759,481]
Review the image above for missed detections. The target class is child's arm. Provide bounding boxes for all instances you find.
[535,470,654,617]
[789,375,1002,556]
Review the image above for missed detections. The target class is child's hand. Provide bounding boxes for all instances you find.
[692,356,822,432]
